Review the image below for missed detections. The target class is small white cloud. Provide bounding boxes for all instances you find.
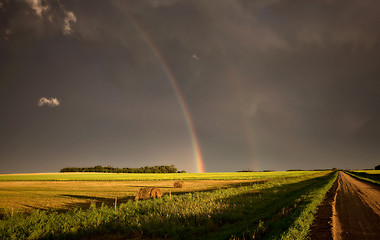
[63,10,77,35]
[25,0,49,17]
[38,97,60,107]
[192,54,199,61]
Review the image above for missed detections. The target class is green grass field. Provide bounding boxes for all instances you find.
[0,171,337,240]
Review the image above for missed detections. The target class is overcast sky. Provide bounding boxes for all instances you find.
[0,0,379,173]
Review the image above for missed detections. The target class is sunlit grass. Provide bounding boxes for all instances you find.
[346,170,380,185]
[0,171,324,213]
[353,170,380,174]
[0,171,335,240]
[277,171,337,239]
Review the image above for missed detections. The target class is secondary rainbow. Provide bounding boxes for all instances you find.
[112,1,205,173]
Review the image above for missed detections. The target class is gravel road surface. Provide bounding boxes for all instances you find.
[332,172,380,240]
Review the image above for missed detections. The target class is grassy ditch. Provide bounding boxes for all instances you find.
[0,171,336,240]
[211,171,338,240]
[345,170,380,185]
[275,171,337,239]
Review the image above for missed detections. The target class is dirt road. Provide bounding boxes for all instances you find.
[332,172,380,240]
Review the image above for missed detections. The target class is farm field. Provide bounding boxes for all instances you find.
[0,171,320,211]
[0,171,337,239]
[0,180,256,211]
[345,170,380,185]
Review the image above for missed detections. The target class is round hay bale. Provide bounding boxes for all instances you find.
[150,187,163,198]
[173,180,184,188]
[135,187,162,200]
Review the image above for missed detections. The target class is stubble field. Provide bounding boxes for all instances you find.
[0,179,256,211]
[0,171,317,211]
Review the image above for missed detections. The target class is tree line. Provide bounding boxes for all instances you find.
[60,165,186,173]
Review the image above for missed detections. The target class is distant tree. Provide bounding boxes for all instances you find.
[169,164,177,173]
[60,165,183,173]
[375,165,380,170]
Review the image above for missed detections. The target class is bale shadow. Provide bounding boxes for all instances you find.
[21,204,49,211]
[59,194,135,210]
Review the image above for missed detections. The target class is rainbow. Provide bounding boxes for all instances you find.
[112,1,205,173]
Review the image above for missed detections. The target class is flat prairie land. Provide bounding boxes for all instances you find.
[0,171,338,240]
[0,171,318,211]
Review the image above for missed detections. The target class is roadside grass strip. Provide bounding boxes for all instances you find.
[345,170,380,185]
[214,171,337,240]
[0,172,334,240]
[276,171,337,240]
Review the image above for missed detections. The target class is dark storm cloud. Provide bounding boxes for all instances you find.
[0,0,379,173]
[0,0,79,39]
[127,0,380,170]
